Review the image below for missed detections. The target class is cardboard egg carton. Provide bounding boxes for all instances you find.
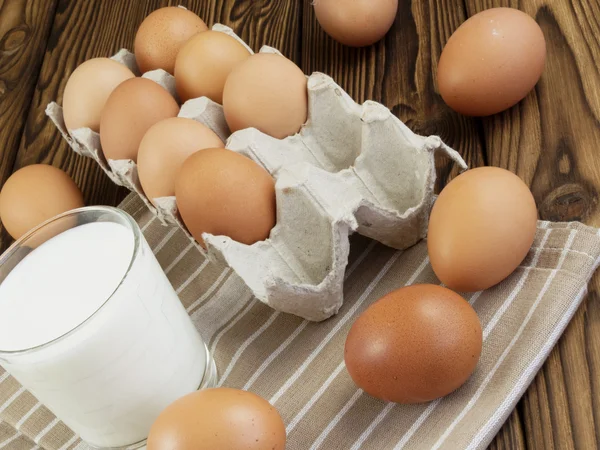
[46,25,466,321]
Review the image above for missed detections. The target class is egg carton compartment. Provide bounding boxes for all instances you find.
[227,73,466,249]
[205,167,354,320]
[46,25,466,321]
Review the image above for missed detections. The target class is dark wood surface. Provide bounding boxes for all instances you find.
[0,0,599,448]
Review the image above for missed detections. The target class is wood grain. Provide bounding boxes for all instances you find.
[0,0,58,249]
[177,0,302,58]
[0,0,57,183]
[488,409,526,450]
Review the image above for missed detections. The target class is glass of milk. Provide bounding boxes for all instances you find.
[0,206,217,449]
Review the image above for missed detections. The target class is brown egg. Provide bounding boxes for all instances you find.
[428,167,538,292]
[62,58,135,132]
[223,53,307,139]
[0,165,84,240]
[176,148,276,247]
[175,31,251,104]
[437,8,546,116]
[147,388,286,450]
[134,6,208,74]
[137,118,224,202]
[345,284,482,403]
[99,78,179,162]
[313,0,398,47]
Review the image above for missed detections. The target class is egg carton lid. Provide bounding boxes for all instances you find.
[46,25,466,321]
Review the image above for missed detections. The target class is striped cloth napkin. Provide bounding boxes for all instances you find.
[1,193,600,450]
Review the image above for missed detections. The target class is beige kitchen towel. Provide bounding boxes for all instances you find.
[1,193,600,450]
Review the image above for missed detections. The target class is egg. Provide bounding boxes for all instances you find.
[147,388,286,450]
[175,30,251,104]
[134,6,208,74]
[99,78,179,162]
[62,58,135,132]
[223,53,307,139]
[428,167,538,292]
[437,7,546,116]
[345,284,482,403]
[313,0,398,47]
[0,165,84,240]
[137,118,224,202]
[176,148,276,247]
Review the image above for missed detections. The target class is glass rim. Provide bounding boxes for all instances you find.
[0,206,140,356]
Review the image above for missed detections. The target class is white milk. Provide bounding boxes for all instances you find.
[0,221,208,448]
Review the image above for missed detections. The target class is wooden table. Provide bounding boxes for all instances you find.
[1,1,598,448]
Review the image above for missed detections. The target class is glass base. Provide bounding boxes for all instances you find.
[91,342,218,450]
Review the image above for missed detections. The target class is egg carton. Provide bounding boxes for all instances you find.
[46,25,466,321]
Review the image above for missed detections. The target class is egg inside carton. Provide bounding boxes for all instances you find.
[46,25,466,321]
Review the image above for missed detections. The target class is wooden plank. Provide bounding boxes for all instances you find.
[0,0,58,249]
[193,0,302,59]
[586,286,600,448]
[489,409,527,450]
[521,345,576,449]
[0,0,57,183]
[461,1,600,449]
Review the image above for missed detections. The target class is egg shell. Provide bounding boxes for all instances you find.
[428,167,538,292]
[175,148,276,247]
[62,58,135,132]
[437,7,546,116]
[313,0,398,47]
[100,77,180,162]
[147,388,286,450]
[0,165,84,240]
[175,30,251,104]
[137,117,224,202]
[134,6,208,74]
[223,53,308,139]
[344,284,483,403]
